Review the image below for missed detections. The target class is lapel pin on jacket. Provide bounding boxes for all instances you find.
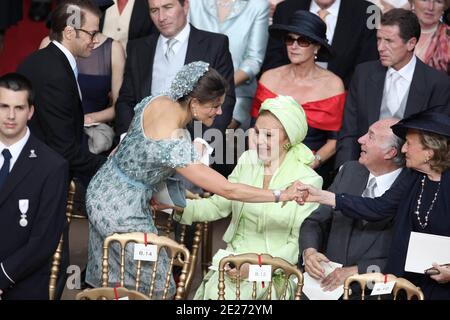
[29,149,37,158]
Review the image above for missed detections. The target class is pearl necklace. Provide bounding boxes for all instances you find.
[414,175,441,229]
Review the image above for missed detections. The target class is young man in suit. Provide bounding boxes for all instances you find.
[17,0,107,182]
[336,9,450,168]
[262,0,379,87]
[0,73,69,300]
[17,0,108,299]
[115,0,235,139]
[299,118,405,293]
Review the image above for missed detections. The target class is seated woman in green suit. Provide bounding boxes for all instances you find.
[174,95,323,299]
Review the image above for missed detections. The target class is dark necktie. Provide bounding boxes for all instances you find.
[0,148,12,189]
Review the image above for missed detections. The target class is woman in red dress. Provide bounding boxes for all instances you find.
[252,10,346,185]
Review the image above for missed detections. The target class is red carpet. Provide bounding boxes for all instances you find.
[0,0,54,75]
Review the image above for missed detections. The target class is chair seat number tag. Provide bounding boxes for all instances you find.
[248,265,271,282]
[371,281,395,296]
[133,244,157,261]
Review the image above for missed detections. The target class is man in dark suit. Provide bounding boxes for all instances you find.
[0,73,69,300]
[299,118,405,293]
[100,0,157,49]
[262,0,379,87]
[17,0,107,181]
[115,0,235,138]
[336,9,450,168]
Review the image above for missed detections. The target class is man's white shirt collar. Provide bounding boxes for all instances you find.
[387,55,416,82]
[368,167,403,197]
[52,40,77,72]
[159,23,191,51]
[310,0,341,18]
[0,127,31,171]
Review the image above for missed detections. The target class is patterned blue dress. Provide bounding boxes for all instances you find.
[85,95,198,298]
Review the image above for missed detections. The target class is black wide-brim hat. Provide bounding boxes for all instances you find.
[269,10,333,61]
[391,107,450,140]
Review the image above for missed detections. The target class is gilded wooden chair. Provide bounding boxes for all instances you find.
[151,211,202,297]
[343,273,425,300]
[218,253,304,300]
[150,191,212,296]
[49,180,76,300]
[102,232,190,300]
[76,286,150,300]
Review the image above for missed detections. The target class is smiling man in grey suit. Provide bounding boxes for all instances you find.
[299,118,406,293]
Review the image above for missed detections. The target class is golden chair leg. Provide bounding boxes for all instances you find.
[201,222,213,276]
[49,236,64,300]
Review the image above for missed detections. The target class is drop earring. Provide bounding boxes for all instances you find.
[283,142,291,151]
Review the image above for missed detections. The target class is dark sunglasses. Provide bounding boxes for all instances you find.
[75,28,100,41]
[284,35,315,47]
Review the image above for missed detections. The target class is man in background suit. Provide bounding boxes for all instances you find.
[299,118,405,293]
[17,0,107,181]
[336,9,450,168]
[262,0,379,87]
[101,0,157,51]
[0,73,68,300]
[115,0,235,139]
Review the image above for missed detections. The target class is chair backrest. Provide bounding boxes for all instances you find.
[343,273,424,300]
[150,191,212,296]
[218,253,304,300]
[49,180,76,300]
[102,232,190,300]
[392,277,425,300]
[76,286,150,300]
[152,209,203,297]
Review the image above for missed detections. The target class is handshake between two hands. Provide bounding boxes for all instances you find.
[286,181,321,205]
[149,182,321,210]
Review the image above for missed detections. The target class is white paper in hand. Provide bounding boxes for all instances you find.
[302,261,344,300]
[405,232,450,274]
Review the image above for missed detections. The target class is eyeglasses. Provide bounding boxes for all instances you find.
[74,28,100,41]
[284,35,315,47]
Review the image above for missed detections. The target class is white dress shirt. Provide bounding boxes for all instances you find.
[384,55,416,109]
[158,23,191,58]
[52,40,82,99]
[366,167,403,198]
[0,128,31,172]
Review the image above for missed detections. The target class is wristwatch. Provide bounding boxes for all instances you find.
[272,189,281,203]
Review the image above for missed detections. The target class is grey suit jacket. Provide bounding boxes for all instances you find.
[299,161,405,274]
